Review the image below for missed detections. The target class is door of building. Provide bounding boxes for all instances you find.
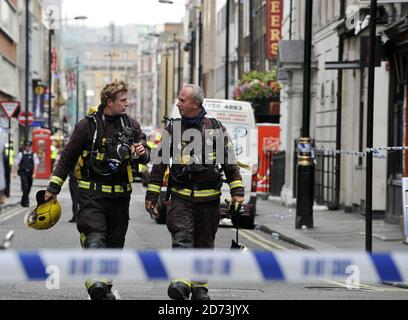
[386,71,405,224]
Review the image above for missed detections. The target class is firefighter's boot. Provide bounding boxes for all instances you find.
[86,281,116,300]
[167,280,191,300]
[191,287,211,300]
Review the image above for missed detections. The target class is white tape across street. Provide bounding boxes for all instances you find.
[314,145,408,160]
[0,250,406,284]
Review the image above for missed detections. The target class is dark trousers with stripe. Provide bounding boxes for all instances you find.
[166,197,221,249]
[20,172,33,207]
[77,192,130,248]
[166,196,220,289]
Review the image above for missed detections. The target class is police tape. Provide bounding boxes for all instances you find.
[0,250,407,284]
[313,146,408,160]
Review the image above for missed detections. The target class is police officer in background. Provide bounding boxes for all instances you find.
[17,141,39,207]
[44,80,150,300]
[145,84,244,300]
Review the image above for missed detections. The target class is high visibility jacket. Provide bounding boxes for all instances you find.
[51,145,59,160]
[4,145,14,166]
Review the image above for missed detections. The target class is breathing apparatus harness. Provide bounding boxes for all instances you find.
[164,116,224,190]
[88,110,137,177]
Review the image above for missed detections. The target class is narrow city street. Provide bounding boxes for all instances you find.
[0,0,408,306]
[0,180,406,300]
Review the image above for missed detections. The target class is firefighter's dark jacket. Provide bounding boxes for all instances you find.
[146,117,244,203]
[47,109,150,196]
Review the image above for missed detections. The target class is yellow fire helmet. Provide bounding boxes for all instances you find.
[24,190,61,230]
[87,106,98,116]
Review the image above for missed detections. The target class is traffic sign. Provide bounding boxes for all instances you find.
[18,112,34,127]
[0,101,20,119]
[34,86,45,96]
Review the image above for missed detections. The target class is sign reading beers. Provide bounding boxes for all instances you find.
[266,0,283,60]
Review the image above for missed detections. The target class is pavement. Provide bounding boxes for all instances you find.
[0,176,23,212]
[256,196,408,252]
[0,176,48,214]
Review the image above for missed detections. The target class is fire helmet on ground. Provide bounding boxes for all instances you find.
[24,190,61,230]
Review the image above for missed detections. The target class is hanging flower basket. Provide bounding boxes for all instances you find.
[233,70,282,108]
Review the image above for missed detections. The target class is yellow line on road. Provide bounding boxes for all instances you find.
[354,282,408,293]
[234,229,287,251]
[320,279,369,291]
[242,230,288,251]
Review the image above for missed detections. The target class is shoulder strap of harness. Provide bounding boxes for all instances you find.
[209,118,222,130]
[85,113,101,150]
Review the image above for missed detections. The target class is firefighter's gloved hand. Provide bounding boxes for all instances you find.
[132,143,146,159]
[232,195,244,205]
[145,200,159,220]
[45,190,57,202]
[225,199,244,219]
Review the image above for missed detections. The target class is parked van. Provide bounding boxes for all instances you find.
[153,99,258,228]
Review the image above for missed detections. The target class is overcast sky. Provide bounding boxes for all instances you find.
[61,0,186,27]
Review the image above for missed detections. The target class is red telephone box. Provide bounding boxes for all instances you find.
[32,129,52,179]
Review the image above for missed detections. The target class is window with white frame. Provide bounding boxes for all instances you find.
[0,57,17,96]
[244,54,250,73]
[0,0,17,41]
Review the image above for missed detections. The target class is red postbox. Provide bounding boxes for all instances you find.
[32,129,52,179]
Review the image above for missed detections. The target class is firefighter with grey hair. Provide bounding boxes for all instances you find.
[145,84,244,300]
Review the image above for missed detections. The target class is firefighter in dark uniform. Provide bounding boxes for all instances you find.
[44,80,150,300]
[17,141,39,207]
[145,84,244,300]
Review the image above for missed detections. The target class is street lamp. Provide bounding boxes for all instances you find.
[24,0,30,141]
[226,0,230,99]
[46,14,87,131]
[296,0,314,230]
